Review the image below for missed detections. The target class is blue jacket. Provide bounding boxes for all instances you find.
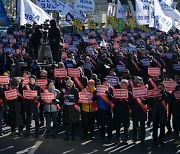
[98,96,111,110]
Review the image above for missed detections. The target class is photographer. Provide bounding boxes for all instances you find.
[48,19,61,63]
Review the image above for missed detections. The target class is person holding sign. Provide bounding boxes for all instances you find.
[73,67,88,92]
[113,79,131,145]
[4,77,24,137]
[130,77,147,144]
[96,79,114,144]
[151,82,171,145]
[81,79,97,140]
[43,80,61,138]
[62,79,79,141]
[172,85,180,145]
[23,75,41,138]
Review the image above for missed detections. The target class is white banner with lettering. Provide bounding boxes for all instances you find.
[154,0,172,33]
[74,0,95,14]
[136,0,149,25]
[160,0,180,22]
[149,0,155,27]
[67,2,86,22]
[36,0,65,11]
[20,0,52,25]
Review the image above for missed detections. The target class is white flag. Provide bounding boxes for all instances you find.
[149,0,155,27]
[74,0,95,14]
[162,0,173,6]
[100,39,107,48]
[67,2,86,22]
[160,0,180,22]
[20,0,52,25]
[107,3,113,16]
[116,0,128,24]
[154,0,173,33]
[136,0,149,25]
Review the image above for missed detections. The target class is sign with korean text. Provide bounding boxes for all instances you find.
[54,68,67,78]
[68,68,80,78]
[78,92,93,103]
[163,80,177,92]
[5,89,18,100]
[41,93,55,103]
[148,67,161,77]
[133,87,147,98]
[113,89,128,99]
[36,79,47,89]
[23,90,37,100]
[0,76,9,85]
[96,85,108,95]
[106,76,119,86]
[147,89,162,98]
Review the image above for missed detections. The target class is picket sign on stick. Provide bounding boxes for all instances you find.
[113,89,128,99]
[54,68,67,78]
[78,92,93,103]
[23,90,37,99]
[148,67,161,77]
[96,85,108,95]
[41,93,55,103]
[163,80,177,92]
[4,89,18,100]
[0,76,9,85]
[133,87,147,98]
[36,79,47,89]
[147,89,162,98]
[68,68,80,78]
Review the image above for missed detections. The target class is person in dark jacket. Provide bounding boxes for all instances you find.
[114,79,131,145]
[23,75,41,138]
[172,85,180,145]
[62,79,79,141]
[73,67,88,92]
[31,25,42,60]
[48,19,61,63]
[43,80,61,138]
[130,77,147,144]
[152,82,170,145]
[5,77,24,136]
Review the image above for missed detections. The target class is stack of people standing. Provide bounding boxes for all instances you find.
[0,20,179,146]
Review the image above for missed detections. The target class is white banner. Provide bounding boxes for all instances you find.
[160,0,180,22]
[154,0,173,33]
[107,3,113,16]
[20,0,52,25]
[136,0,149,25]
[67,2,86,22]
[149,0,155,27]
[162,0,173,6]
[116,0,128,24]
[74,0,95,14]
[36,0,65,11]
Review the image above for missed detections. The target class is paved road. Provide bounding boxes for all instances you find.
[0,121,179,154]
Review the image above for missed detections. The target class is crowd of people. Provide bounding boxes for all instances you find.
[0,19,180,147]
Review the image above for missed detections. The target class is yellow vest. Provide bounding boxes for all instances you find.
[81,87,97,112]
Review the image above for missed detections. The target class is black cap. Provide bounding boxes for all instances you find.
[29,75,37,80]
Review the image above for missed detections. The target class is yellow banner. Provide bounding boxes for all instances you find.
[74,18,84,28]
